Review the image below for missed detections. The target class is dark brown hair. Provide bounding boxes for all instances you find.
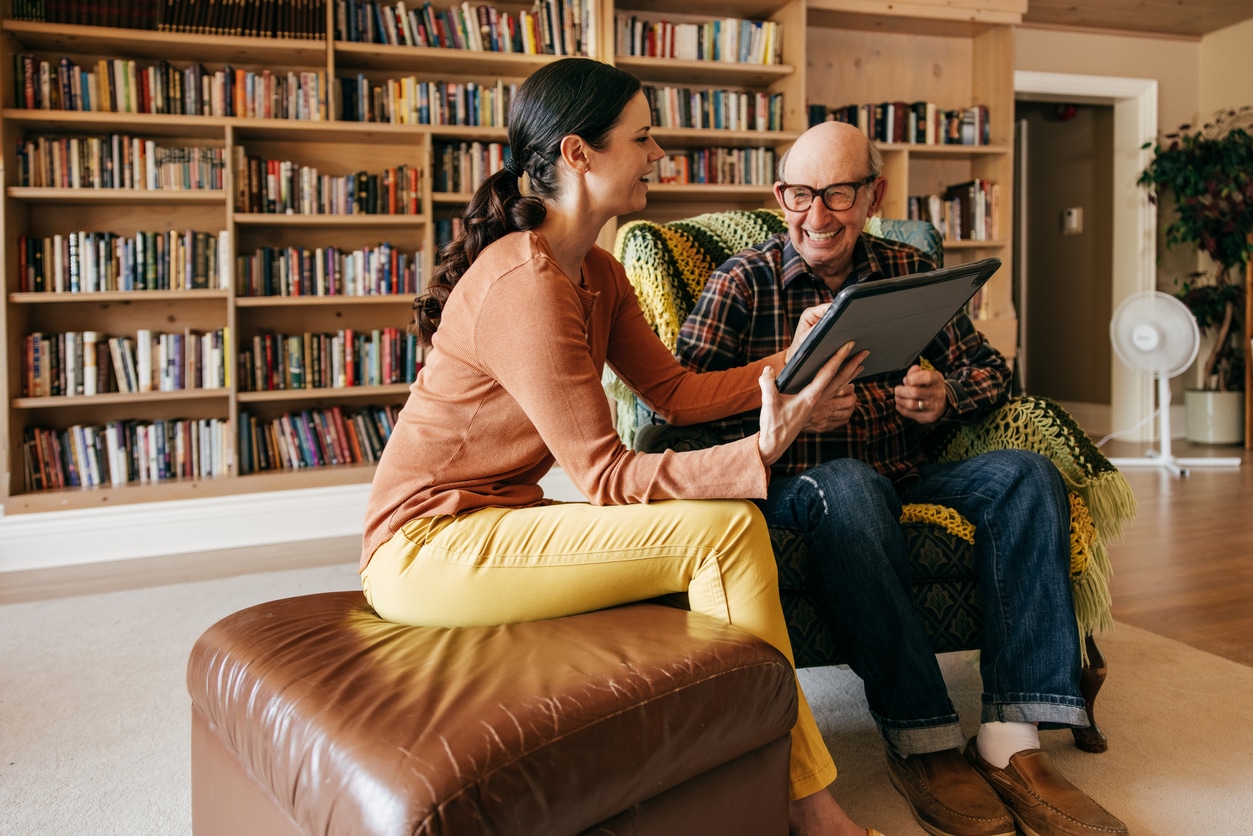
[411,58,641,345]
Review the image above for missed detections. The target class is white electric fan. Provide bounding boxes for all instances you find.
[1107,290,1242,476]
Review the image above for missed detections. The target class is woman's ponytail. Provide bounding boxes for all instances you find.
[410,167,545,345]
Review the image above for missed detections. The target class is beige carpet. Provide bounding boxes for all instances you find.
[803,633,1253,833]
[1,561,1250,835]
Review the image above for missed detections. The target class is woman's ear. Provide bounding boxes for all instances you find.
[558,134,591,173]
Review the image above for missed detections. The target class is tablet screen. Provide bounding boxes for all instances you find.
[775,257,1001,394]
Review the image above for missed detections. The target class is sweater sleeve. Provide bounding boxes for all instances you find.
[601,257,787,426]
[474,257,769,505]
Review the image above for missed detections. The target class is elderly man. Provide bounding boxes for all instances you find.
[675,121,1127,836]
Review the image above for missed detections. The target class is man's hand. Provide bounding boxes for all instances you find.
[758,342,867,466]
[804,383,857,431]
[894,364,947,424]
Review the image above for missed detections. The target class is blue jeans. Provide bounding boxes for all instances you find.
[757,449,1089,756]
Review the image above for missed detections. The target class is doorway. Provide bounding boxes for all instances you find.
[1014,72,1157,441]
[1014,101,1114,431]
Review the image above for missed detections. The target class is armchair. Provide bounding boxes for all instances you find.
[609,209,1137,753]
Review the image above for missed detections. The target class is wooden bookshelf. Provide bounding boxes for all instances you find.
[2,0,1024,513]
[807,0,1023,358]
[609,0,806,228]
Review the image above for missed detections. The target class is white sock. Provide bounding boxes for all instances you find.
[977,721,1040,768]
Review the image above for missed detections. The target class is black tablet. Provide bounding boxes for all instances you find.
[774,257,1001,394]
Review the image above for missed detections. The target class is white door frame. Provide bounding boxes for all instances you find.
[1015,71,1158,440]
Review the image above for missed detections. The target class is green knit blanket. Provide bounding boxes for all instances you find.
[927,395,1137,636]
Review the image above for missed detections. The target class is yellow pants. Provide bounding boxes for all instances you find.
[362,498,837,800]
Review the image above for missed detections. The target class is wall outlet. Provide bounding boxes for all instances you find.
[1062,207,1083,235]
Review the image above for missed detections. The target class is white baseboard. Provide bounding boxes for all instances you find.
[0,469,584,574]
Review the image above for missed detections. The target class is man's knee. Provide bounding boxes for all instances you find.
[799,458,889,497]
[979,449,1065,493]
[790,459,900,528]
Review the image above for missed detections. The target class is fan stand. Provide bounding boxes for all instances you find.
[1108,376,1243,477]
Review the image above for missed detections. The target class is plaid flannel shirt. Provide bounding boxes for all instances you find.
[676,232,1011,487]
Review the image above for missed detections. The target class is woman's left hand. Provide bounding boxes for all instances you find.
[757,342,867,466]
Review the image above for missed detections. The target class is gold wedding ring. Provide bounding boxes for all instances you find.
[917,399,924,410]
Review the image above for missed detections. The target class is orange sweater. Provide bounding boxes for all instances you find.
[361,231,782,570]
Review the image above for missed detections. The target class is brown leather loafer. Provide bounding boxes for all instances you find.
[885,746,1015,836]
[963,738,1129,835]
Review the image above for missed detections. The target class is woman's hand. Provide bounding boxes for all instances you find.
[758,341,866,466]
[785,304,831,363]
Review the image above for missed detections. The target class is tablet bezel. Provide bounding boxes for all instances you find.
[774,256,1002,394]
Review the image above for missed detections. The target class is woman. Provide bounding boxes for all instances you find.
[360,58,875,836]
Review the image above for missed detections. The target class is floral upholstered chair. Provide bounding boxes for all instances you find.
[608,209,1136,752]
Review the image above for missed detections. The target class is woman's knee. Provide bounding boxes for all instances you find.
[716,499,773,552]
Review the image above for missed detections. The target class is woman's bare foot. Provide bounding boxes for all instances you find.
[788,788,870,835]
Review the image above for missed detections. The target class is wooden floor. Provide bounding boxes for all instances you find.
[1098,438,1253,668]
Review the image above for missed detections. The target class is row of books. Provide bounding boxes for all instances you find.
[15,135,225,190]
[336,0,597,57]
[235,156,421,215]
[158,0,326,37]
[614,15,783,65]
[434,216,464,250]
[908,179,1001,242]
[649,146,778,186]
[810,101,993,146]
[432,140,510,194]
[238,404,401,473]
[23,418,232,493]
[339,74,516,126]
[11,0,326,38]
[237,329,419,393]
[16,230,230,294]
[236,243,423,298]
[21,327,229,399]
[11,0,163,30]
[13,54,328,120]
[643,85,784,132]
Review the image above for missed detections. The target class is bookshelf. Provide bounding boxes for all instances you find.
[609,0,807,226]
[2,0,1021,515]
[806,0,1022,358]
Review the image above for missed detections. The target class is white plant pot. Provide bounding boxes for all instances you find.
[1184,389,1246,445]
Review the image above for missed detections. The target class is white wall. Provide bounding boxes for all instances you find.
[0,470,584,572]
[1200,18,1253,115]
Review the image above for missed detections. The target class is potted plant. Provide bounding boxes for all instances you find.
[1138,106,1252,443]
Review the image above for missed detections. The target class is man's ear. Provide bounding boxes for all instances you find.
[772,182,787,212]
[866,176,888,214]
[558,134,590,173]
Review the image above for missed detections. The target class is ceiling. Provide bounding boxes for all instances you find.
[1021,0,1253,38]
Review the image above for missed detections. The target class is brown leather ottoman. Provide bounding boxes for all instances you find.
[187,591,796,835]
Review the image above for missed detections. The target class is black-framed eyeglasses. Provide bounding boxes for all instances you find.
[777,174,878,212]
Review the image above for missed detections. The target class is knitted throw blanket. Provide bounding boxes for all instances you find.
[615,209,789,352]
[927,395,1138,636]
